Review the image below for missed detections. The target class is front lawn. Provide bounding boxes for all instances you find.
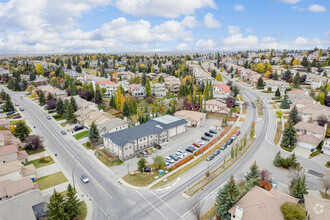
[73,130,89,140]
[25,156,54,168]
[25,147,46,155]
[97,154,123,167]
[35,172,68,190]
[10,120,25,125]
[60,122,67,127]
[122,172,158,187]
[52,114,65,121]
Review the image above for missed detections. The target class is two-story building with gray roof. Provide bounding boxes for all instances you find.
[102,115,187,161]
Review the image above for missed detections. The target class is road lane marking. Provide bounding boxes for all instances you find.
[19,98,113,199]
[135,190,168,220]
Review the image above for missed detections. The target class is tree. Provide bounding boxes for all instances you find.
[317,114,328,127]
[211,69,217,78]
[215,175,239,220]
[280,202,306,220]
[56,98,64,115]
[94,86,103,105]
[256,76,264,89]
[88,121,100,143]
[280,94,290,109]
[146,78,151,97]
[215,73,223,81]
[293,72,300,88]
[142,73,147,86]
[48,189,69,220]
[70,97,78,112]
[273,151,282,167]
[275,88,281,97]
[288,105,300,125]
[47,92,53,102]
[153,155,165,169]
[250,121,255,138]
[122,101,130,117]
[65,103,76,123]
[4,94,14,111]
[273,71,279,80]
[321,170,330,197]
[63,184,81,219]
[230,146,234,158]
[282,120,297,149]
[47,98,57,110]
[70,81,77,96]
[35,64,44,75]
[25,135,43,151]
[14,121,30,139]
[137,157,147,173]
[290,174,308,199]
[245,161,260,186]
[39,90,46,106]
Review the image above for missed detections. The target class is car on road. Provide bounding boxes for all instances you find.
[46,115,51,120]
[170,154,179,161]
[15,103,19,107]
[6,111,15,115]
[226,138,233,145]
[138,151,148,158]
[19,107,24,111]
[73,125,84,131]
[192,142,201,148]
[235,130,240,136]
[206,155,215,161]
[220,143,227,150]
[209,129,217,134]
[201,136,210,141]
[13,115,22,119]
[61,130,67,135]
[213,149,220,156]
[165,157,174,163]
[175,152,183,159]
[270,177,277,189]
[204,132,213,137]
[185,146,195,153]
[25,92,31,96]
[80,174,90,183]
[196,140,205,145]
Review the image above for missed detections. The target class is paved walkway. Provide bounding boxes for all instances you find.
[27,151,50,161]
[36,164,60,178]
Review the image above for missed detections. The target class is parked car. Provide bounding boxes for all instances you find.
[185,147,194,153]
[204,132,213,137]
[61,130,67,135]
[0,109,3,113]
[46,115,51,120]
[226,138,233,145]
[175,152,183,159]
[178,149,184,154]
[235,130,240,136]
[270,177,277,189]
[141,152,148,157]
[213,149,220,156]
[191,145,199,151]
[15,103,19,107]
[165,157,174,163]
[13,115,22,119]
[170,154,179,161]
[73,125,84,131]
[231,134,237,140]
[145,149,152,155]
[144,168,151,172]
[209,129,217,134]
[6,111,15,115]
[80,174,90,183]
[201,136,210,141]
[192,142,201,148]
[220,143,227,150]
[165,161,170,166]
[196,140,205,145]
[25,92,31,96]
[181,152,188,157]
[19,107,24,111]
[206,155,215,161]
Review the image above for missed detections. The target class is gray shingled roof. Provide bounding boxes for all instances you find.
[102,115,187,147]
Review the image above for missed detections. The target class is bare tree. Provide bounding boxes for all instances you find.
[189,197,203,220]
[321,170,330,197]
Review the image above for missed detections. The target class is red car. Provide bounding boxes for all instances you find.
[13,115,22,119]
[192,143,201,148]
[235,130,240,136]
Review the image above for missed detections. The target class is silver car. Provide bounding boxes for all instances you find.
[80,174,90,183]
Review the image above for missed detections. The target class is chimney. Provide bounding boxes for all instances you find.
[235,205,244,220]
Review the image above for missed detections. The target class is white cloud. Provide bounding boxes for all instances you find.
[227,26,241,35]
[278,0,301,4]
[152,20,193,42]
[176,43,190,51]
[234,4,244,11]
[245,27,255,33]
[114,0,216,18]
[195,39,217,49]
[204,13,221,29]
[182,16,199,28]
[261,37,276,43]
[308,4,327,12]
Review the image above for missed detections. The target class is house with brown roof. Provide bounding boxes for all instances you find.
[174,110,206,127]
[0,144,28,164]
[322,138,330,155]
[0,161,36,182]
[304,194,330,220]
[228,186,298,220]
[0,177,38,200]
[205,99,230,115]
[0,119,10,129]
[294,121,326,150]
[164,76,181,94]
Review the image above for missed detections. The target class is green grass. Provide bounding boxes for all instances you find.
[320,191,330,200]
[96,154,123,167]
[82,142,91,149]
[274,122,282,145]
[73,130,89,140]
[98,105,106,110]
[35,172,68,190]
[53,114,65,121]
[82,68,97,76]
[122,172,158,187]
[6,115,13,119]
[106,109,117,114]
[60,122,68,127]
[25,156,54,168]
[10,120,25,125]
[25,147,46,155]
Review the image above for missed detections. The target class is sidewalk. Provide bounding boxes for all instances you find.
[27,151,50,161]
[36,164,60,178]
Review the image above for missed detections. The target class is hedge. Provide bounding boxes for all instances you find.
[171,155,194,170]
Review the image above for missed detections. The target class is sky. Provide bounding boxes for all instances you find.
[0,0,329,54]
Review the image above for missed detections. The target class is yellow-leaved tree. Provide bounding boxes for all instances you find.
[216,74,223,81]
[35,64,44,75]
[264,71,271,78]
[30,92,38,98]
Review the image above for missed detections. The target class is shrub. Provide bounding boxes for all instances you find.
[280,202,306,220]
[327,161,330,167]
[206,170,210,177]
[39,156,46,163]
[171,155,194,170]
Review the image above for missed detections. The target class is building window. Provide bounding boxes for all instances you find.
[129,146,132,149]
[125,148,128,150]
[144,137,146,140]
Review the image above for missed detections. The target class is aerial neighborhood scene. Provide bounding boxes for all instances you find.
[1,0,330,219]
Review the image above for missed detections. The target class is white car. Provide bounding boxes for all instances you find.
[196,140,205,145]
[178,149,184,154]
[80,174,89,183]
[175,152,183,159]
[181,152,188,157]
[165,157,174,163]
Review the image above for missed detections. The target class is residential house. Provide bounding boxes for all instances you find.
[94,80,116,97]
[164,76,181,94]
[212,84,231,99]
[151,83,166,98]
[0,160,36,182]
[103,115,187,161]
[98,118,129,136]
[264,79,290,93]
[0,119,10,129]
[304,194,330,220]
[37,85,67,99]
[174,110,206,127]
[205,100,230,115]
[129,84,146,100]
[294,122,325,150]
[287,89,311,100]
[294,100,330,123]
[0,144,28,164]
[305,74,328,90]
[322,138,330,155]
[228,186,298,220]
[33,76,48,86]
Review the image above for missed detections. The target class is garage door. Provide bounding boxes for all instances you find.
[323,149,330,155]
[176,125,186,134]
[298,141,314,150]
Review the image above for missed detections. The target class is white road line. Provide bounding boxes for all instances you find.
[135,190,168,220]
[149,190,184,219]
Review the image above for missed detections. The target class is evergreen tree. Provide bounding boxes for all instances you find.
[256,76,264,89]
[293,72,300,88]
[122,101,130,117]
[70,97,78,112]
[230,146,234,158]
[273,71,279,80]
[211,69,217,78]
[14,120,30,139]
[67,58,72,69]
[47,92,53,102]
[48,189,69,220]
[280,94,290,109]
[70,81,77,96]
[63,184,81,219]
[39,90,46,106]
[137,157,147,173]
[4,94,14,111]
[291,175,308,199]
[109,96,116,108]
[65,104,76,123]
[146,78,151,97]
[215,176,239,220]
[288,105,300,125]
[88,121,100,143]
[94,86,103,105]
[273,151,282,167]
[281,120,297,149]
[0,89,6,100]
[142,73,147,86]
[275,88,281,97]
[245,161,260,186]
[56,98,64,115]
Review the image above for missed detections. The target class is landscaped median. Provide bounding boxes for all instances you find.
[34,171,68,190]
[273,121,282,145]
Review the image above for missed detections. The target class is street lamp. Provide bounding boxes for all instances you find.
[72,165,79,189]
